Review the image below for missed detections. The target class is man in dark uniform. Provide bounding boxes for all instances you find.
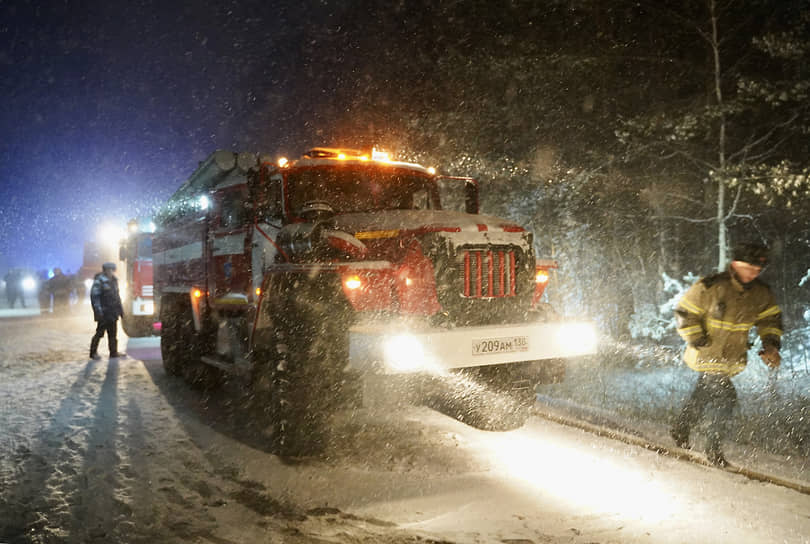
[671,241,782,466]
[90,262,126,359]
[4,269,25,308]
[48,267,73,314]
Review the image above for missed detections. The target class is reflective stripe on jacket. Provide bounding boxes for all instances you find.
[675,269,782,376]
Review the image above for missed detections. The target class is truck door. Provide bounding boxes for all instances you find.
[249,168,285,289]
[208,185,252,308]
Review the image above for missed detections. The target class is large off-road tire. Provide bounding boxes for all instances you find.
[159,294,224,389]
[159,296,184,377]
[424,364,535,431]
[251,274,354,457]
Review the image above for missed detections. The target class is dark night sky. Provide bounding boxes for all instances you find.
[0,0,354,273]
[3,0,792,274]
[1,0,514,273]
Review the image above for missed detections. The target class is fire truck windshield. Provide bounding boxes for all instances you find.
[136,234,152,260]
[286,167,441,215]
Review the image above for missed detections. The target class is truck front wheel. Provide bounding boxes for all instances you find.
[251,276,353,457]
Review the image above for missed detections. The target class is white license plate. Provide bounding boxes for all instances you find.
[472,336,529,355]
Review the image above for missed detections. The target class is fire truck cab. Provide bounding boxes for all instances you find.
[153,148,597,455]
[118,218,157,337]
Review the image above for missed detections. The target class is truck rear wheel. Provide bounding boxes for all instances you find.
[159,294,224,389]
[159,296,183,377]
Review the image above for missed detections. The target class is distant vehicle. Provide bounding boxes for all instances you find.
[153,148,598,455]
[118,218,157,337]
[77,240,118,298]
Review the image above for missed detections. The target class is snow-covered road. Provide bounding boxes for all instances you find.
[1,313,809,543]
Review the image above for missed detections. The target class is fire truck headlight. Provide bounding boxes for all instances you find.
[383,335,428,373]
[556,322,598,354]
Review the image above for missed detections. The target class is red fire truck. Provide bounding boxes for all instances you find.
[153,148,597,455]
[118,218,157,337]
[77,240,118,299]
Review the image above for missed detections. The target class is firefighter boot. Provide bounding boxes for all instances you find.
[109,334,124,358]
[706,414,728,468]
[90,337,101,360]
[670,423,690,449]
[706,444,728,468]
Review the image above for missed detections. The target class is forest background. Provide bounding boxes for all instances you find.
[310,0,810,353]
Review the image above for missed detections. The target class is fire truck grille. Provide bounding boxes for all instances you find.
[460,249,517,298]
[431,242,533,327]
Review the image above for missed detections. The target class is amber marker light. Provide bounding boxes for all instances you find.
[371,148,391,162]
[278,157,288,168]
[193,289,203,298]
[535,270,550,284]
[344,275,362,290]
[255,287,261,297]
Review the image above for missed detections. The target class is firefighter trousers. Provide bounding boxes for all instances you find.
[674,372,738,451]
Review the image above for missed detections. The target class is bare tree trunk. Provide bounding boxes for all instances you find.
[709,0,729,271]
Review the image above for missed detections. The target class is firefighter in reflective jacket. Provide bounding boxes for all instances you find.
[671,242,782,467]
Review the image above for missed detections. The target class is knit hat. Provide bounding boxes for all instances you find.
[102,262,117,271]
[731,242,769,267]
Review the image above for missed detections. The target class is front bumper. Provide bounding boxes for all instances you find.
[130,297,155,316]
[348,320,598,375]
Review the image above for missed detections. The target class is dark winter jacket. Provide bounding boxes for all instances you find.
[90,272,124,322]
[675,268,782,376]
[47,273,73,298]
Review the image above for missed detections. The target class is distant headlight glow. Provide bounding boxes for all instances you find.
[21,276,36,292]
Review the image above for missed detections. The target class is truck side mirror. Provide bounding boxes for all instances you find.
[265,179,282,220]
[436,175,479,214]
[465,179,479,214]
[248,167,283,222]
